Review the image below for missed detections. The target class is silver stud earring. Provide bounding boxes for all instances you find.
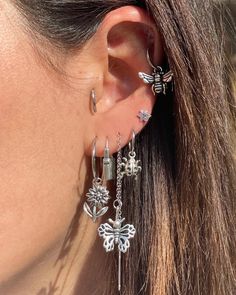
[83,137,110,222]
[137,110,152,123]
[98,132,136,292]
[120,130,142,180]
[138,49,173,95]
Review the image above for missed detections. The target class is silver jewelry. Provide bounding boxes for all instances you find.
[102,137,116,181]
[91,89,97,113]
[138,49,173,95]
[98,132,136,292]
[137,110,152,123]
[83,137,110,222]
[120,130,142,180]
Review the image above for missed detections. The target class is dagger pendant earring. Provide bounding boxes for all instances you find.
[83,137,111,222]
[138,49,174,95]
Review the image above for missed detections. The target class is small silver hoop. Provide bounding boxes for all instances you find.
[147,49,163,72]
[113,199,123,209]
[91,89,97,113]
[92,136,99,179]
[128,130,136,152]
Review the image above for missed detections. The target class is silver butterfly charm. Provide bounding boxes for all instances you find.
[98,218,136,253]
[139,67,173,95]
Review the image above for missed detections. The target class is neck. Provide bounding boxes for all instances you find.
[0,159,112,295]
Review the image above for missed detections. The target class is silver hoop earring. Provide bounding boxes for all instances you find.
[120,130,142,180]
[91,89,97,113]
[83,137,110,222]
[138,49,174,95]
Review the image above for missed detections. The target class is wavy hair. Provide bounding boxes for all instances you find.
[13,1,236,294]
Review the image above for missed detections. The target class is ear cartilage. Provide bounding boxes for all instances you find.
[137,110,152,123]
[138,49,174,95]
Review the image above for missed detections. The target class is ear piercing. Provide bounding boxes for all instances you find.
[138,49,173,95]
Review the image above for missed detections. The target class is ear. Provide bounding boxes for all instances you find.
[82,6,164,156]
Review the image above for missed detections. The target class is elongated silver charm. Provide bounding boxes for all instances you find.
[83,137,110,222]
[138,50,173,95]
[121,130,142,180]
[102,138,116,181]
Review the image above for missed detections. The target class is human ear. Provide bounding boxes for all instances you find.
[82,5,164,156]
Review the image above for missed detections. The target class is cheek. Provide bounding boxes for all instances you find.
[0,10,81,283]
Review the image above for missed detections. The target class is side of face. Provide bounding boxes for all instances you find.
[0,0,163,286]
[0,2,88,283]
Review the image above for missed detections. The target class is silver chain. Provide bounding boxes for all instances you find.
[113,132,123,220]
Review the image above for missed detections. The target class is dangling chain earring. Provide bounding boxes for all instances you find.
[120,130,142,180]
[83,136,111,222]
[98,132,136,292]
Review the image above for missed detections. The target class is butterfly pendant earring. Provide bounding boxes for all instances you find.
[98,132,136,291]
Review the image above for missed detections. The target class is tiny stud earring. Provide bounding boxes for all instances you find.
[137,110,152,123]
[138,49,173,95]
[83,137,110,222]
[91,89,97,113]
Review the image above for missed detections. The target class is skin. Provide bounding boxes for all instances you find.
[0,1,164,294]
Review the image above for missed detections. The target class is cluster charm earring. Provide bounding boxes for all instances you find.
[138,49,174,95]
[83,137,111,222]
[98,132,136,291]
[120,130,142,180]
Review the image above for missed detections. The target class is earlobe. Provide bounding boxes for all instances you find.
[83,6,165,156]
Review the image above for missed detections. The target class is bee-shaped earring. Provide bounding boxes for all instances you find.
[138,49,174,95]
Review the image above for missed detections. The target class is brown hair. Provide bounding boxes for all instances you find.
[13,0,236,294]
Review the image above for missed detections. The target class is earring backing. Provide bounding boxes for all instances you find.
[138,49,173,95]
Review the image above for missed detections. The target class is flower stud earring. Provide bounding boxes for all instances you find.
[138,49,173,95]
[83,137,110,222]
[137,110,152,123]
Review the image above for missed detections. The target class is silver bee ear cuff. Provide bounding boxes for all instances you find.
[138,49,174,95]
